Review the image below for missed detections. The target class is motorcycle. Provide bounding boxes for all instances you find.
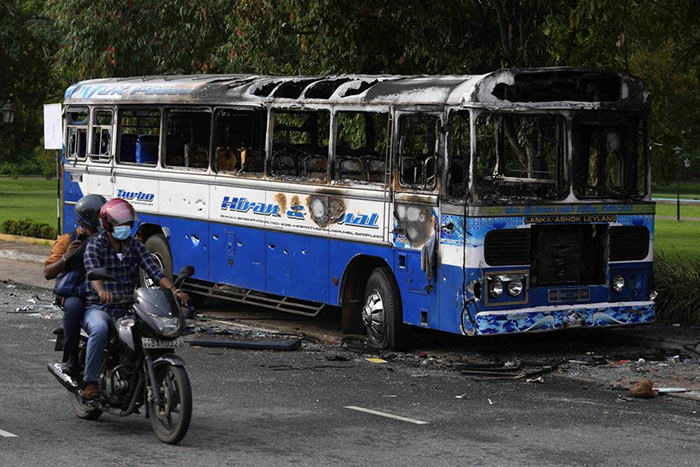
[48,265,195,444]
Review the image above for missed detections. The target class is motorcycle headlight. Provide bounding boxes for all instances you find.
[507,279,523,297]
[489,278,504,298]
[154,316,181,338]
[612,274,625,292]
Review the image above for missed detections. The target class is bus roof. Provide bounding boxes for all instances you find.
[64,67,649,110]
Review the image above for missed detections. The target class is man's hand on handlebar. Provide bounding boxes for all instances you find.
[172,289,189,306]
[98,290,114,303]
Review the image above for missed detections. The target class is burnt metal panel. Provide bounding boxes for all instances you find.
[609,226,649,261]
[530,224,607,286]
[484,229,530,266]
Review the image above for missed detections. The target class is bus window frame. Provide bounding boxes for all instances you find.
[161,106,213,174]
[65,106,90,162]
[212,105,267,178]
[88,107,115,163]
[268,105,332,185]
[394,110,444,193]
[115,106,162,168]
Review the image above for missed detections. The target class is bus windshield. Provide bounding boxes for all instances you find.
[461,111,647,203]
[472,112,566,202]
[570,114,646,199]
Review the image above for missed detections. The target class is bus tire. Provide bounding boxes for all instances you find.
[362,267,406,350]
[140,234,173,289]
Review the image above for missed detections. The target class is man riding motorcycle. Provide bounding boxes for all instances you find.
[44,194,106,376]
[82,198,188,399]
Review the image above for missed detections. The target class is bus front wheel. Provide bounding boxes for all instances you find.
[362,268,405,350]
[140,234,173,288]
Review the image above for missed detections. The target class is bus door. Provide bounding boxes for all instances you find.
[391,112,441,328]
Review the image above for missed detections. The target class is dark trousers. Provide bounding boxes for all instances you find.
[62,296,86,361]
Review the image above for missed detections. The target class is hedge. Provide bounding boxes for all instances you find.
[1,218,57,239]
[653,253,700,326]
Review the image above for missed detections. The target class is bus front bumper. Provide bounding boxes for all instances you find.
[474,301,655,335]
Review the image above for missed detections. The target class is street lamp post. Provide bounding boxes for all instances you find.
[0,101,17,134]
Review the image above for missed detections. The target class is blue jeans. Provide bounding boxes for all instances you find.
[62,296,85,361]
[82,304,112,383]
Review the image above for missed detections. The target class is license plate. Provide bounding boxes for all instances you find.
[141,337,183,349]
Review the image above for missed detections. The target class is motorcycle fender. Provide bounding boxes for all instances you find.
[152,353,186,368]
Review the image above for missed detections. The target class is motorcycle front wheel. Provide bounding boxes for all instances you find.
[147,364,192,444]
[69,392,103,420]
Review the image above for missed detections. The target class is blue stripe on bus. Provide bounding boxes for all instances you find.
[61,204,654,337]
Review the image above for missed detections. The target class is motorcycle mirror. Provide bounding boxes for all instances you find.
[177,265,195,279]
[86,267,116,282]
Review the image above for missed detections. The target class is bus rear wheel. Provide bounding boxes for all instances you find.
[362,268,405,350]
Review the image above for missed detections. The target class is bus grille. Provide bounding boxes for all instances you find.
[609,226,649,261]
[484,229,530,266]
[530,225,607,286]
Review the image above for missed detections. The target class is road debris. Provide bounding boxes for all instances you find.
[655,387,689,394]
[455,393,469,400]
[628,380,657,399]
[189,337,302,351]
[365,357,387,364]
[526,376,544,384]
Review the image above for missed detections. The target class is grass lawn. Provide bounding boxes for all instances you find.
[655,202,700,218]
[653,183,700,200]
[0,177,58,227]
[654,217,700,264]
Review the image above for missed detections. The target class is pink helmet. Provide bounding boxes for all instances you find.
[99,198,138,232]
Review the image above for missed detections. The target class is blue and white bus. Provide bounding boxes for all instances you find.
[61,68,655,349]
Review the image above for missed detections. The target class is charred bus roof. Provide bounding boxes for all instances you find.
[64,67,649,110]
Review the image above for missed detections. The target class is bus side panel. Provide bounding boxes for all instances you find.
[138,213,210,281]
[208,222,265,290]
[327,240,394,307]
[392,250,438,327]
[265,230,329,302]
[62,203,77,236]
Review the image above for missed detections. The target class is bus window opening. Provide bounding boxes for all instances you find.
[335,112,389,184]
[398,114,439,190]
[90,109,113,162]
[67,107,88,160]
[214,109,265,176]
[165,111,211,170]
[117,109,160,165]
[271,110,330,182]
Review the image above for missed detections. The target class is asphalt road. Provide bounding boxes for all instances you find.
[1,282,700,467]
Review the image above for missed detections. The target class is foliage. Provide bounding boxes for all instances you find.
[1,218,56,239]
[654,253,700,325]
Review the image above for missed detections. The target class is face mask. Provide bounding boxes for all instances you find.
[112,225,132,240]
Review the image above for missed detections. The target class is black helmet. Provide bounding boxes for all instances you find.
[75,194,107,230]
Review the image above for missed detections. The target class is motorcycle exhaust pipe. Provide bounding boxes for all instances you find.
[47,362,79,392]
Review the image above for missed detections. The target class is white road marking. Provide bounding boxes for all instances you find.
[0,429,18,438]
[344,406,429,425]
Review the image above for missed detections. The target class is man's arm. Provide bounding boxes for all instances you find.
[43,234,74,280]
[84,237,113,303]
[135,242,189,305]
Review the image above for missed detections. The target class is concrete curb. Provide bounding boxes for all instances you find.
[0,249,46,264]
[0,233,53,246]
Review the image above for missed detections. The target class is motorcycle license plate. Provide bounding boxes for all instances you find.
[141,337,183,349]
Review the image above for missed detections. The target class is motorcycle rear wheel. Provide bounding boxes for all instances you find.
[69,392,103,420]
[147,364,192,444]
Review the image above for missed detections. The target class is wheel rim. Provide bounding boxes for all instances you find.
[362,290,385,343]
[152,369,183,434]
[142,252,164,288]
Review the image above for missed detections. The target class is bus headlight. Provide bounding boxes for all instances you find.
[488,278,504,298]
[507,279,523,297]
[612,274,625,292]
